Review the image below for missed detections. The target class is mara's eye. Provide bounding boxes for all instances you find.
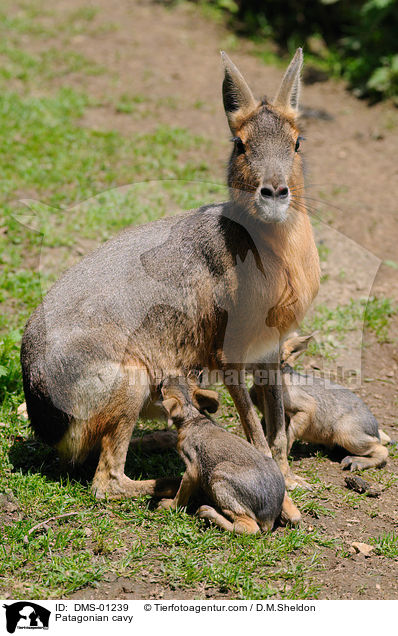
[295,136,304,152]
[231,136,245,154]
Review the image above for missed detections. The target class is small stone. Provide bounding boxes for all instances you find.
[0,494,19,513]
[351,542,374,557]
[345,475,381,497]
[17,402,28,419]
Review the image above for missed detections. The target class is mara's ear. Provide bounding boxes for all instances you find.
[193,388,219,414]
[221,51,258,133]
[273,48,303,114]
[162,397,183,419]
[281,332,315,366]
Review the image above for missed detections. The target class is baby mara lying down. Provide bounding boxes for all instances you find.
[158,377,286,534]
[251,334,390,472]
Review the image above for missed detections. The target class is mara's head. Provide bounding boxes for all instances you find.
[161,376,219,425]
[222,49,304,224]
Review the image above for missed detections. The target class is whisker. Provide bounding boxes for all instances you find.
[230,180,257,192]
[291,194,347,216]
[289,200,326,223]
[289,182,349,193]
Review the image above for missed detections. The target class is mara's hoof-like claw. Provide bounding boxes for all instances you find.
[285,472,313,491]
[341,456,354,470]
[157,498,176,511]
[341,456,367,472]
[196,504,216,519]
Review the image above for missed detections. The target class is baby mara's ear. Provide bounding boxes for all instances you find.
[162,397,183,419]
[193,388,220,414]
[281,332,315,366]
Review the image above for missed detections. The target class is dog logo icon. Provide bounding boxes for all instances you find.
[3,602,50,633]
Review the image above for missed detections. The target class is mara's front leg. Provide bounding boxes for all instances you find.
[157,470,199,511]
[253,363,310,491]
[226,382,272,456]
[251,362,288,473]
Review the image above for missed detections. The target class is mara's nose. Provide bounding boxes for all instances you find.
[260,184,289,199]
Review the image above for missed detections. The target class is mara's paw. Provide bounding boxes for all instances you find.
[196,505,218,521]
[91,477,121,500]
[92,474,177,499]
[92,474,139,499]
[285,471,313,491]
[280,494,301,526]
[379,429,391,446]
[157,498,176,511]
[341,456,371,471]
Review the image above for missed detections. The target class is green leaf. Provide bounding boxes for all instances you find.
[384,260,398,270]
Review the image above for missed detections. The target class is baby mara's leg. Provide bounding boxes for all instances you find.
[196,505,260,534]
[197,465,278,534]
[158,469,199,510]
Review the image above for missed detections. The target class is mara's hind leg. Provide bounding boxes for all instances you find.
[129,430,178,453]
[92,365,179,499]
[196,506,260,534]
[340,439,388,471]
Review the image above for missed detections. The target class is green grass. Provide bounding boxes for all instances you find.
[302,296,397,360]
[115,93,146,114]
[291,487,335,520]
[0,330,23,400]
[317,243,330,263]
[305,297,397,343]
[371,533,398,558]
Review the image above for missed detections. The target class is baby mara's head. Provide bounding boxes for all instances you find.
[161,376,219,427]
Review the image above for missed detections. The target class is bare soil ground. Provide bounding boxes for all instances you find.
[4,0,398,599]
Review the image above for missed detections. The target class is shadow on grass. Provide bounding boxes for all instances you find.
[290,439,348,464]
[8,427,349,492]
[8,425,184,491]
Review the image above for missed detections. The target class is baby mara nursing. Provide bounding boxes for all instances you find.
[158,377,288,534]
[251,334,390,472]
